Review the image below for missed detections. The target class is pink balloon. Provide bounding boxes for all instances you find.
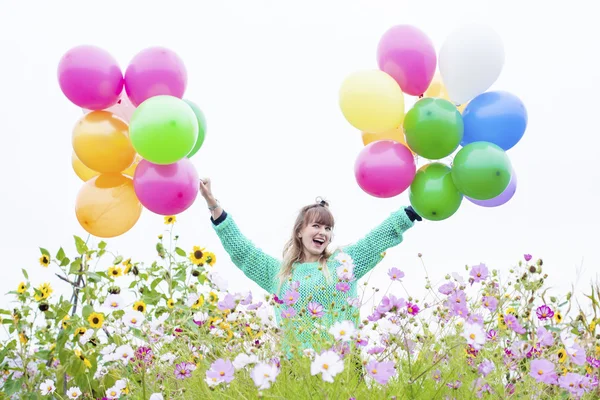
[354,140,416,198]
[133,158,199,215]
[124,47,187,107]
[57,45,123,109]
[82,90,136,123]
[377,25,437,96]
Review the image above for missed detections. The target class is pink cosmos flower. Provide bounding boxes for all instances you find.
[335,282,350,293]
[281,307,296,319]
[206,359,235,384]
[524,254,532,261]
[387,267,405,281]
[535,305,554,320]
[217,293,236,311]
[406,302,420,316]
[481,296,498,312]
[307,302,324,318]
[469,263,489,283]
[504,314,526,334]
[174,362,196,380]
[438,282,455,295]
[529,358,558,384]
[366,360,396,385]
[283,290,300,306]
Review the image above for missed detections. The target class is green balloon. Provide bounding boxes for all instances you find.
[403,98,464,160]
[409,163,463,221]
[184,99,207,158]
[129,95,198,165]
[451,142,512,200]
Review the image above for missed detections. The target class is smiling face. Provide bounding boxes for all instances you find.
[297,205,334,262]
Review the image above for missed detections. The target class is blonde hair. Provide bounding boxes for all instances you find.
[276,198,335,292]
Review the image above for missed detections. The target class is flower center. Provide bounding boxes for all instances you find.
[93,318,99,324]
[322,363,329,370]
[131,318,137,324]
[264,373,270,378]
[469,333,476,340]
[219,371,225,376]
[340,330,345,335]
[194,250,203,259]
[537,369,543,375]
[111,302,117,307]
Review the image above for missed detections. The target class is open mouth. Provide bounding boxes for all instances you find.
[313,238,325,248]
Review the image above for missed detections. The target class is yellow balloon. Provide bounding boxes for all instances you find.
[339,70,405,133]
[72,152,100,182]
[72,111,136,174]
[75,173,142,238]
[361,126,415,155]
[423,73,467,113]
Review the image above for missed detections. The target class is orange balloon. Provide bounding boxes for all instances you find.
[423,73,467,113]
[71,152,100,182]
[75,173,142,238]
[361,127,415,155]
[122,154,142,177]
[72,111,136,173]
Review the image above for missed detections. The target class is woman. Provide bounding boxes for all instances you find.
[199,178,421,351]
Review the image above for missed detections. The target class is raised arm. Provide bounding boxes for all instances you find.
[200,179,280,293]
[343,206,420,280]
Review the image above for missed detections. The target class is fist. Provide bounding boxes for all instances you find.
[199,178,213,200]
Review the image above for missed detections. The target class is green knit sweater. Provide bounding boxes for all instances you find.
[211,208,415,350]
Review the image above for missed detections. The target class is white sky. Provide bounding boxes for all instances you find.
[1,0,599,314]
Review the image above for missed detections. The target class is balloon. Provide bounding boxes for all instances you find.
[339,70,405,133]
[71,152,99,182]
[133,158,199,215]
[462,91,528,150]
[57,45,123,110]
[124,47,187,107]
[354,140,416,198]
[439,24,505,105]
[122,154,142,177]
[75,173,142,238]
[184,99,207,158]
[451,142,512,200]
[403,98,464,160]
[467,168,517,207]
[361,126,415,155]
[82,89,136,123]
[409,163,463,221]
[129,95,198,165]
[72,111,136,173]
[376,25,437,96]
[423,73,467,113]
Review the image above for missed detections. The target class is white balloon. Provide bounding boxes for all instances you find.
[439,24,505,105]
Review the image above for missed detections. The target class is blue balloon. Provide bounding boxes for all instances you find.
[461,91,528,150]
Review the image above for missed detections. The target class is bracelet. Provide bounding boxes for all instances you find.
[208,200,219,211]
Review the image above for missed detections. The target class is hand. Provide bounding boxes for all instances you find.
[199,178,214,201]
[404,206,422,222]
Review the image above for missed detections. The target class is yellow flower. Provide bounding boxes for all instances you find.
[164,216,176,225]
[557,348,567,363]
[158,234,163,240]
[108,266,123,278]
[498,314,507,330]
[554,311,563,323]
[189,246,207,265]
[123,258,132,274]
[208,292,218,304]
[34,283,53,301]
[595,345,600,358]
[505,307,517,316]
[204,251,217,267]
[133,301,146,313]
[62,315,70,329]
[167,298,175,309]
[589,319,597,333]
[83,358,92,369]
[19,332,28,344]
[49,343,56,351]
[74,327,87,338]
[39,255,50,267]
[87,312,104,329]
[17,282,27,294]
[192,295,205,309]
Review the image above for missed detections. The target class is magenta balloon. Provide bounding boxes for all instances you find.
[82,89,136,123]
[354,140,416,198]
[133,158,199,215]
[467,169,517,207]
[377,25,437,96]
[124,47,187,107]
[57,45,123,110]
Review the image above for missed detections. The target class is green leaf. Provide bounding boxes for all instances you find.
[98,241,107,250]
[2,377,22,395]
[60,257,70,267]
[82,304,93,320]
[175,247,187,257]
[74,236,88,255]
[142,289,163,305]
[21,268,28,280]
[87,272,101,283]
[56,247,66,261]
[129,280,137,289]
[0,309,10,315]
[69,259,82,275]
[150,277,162,290]
[39,247,50,257]
[113,255,123,265]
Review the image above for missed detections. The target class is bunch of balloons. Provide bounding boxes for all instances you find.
[58,45,207,238]
[339,24,527,221]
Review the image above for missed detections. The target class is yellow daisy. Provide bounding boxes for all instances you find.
[17,282,27,294]
[108,266,123,278]
[74,327,87,338]
[554,311,563,324]
[204,251,217,267]
[498,313,507,330]
[164,216,176,225]
[557,348,567,363]
[62,315,70,329]
[34,283,53,301]
[133,301,146,313]
[87,312,104,329]
[123,258,132,274]
[208,292,218,304]
[192,295,205,309]
[39,255,50,267]
[167,298,175,309]
[189,246,207,265]
[19,332,28,344]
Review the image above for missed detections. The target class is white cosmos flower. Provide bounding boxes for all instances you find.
[102,294,125,311]
[461,322,486,350]
[310,350,344,383]
[114,344,134,365]
[39,379,56,395]
[329,320,356,341]
[66,386,82,399]
[250,362,280,389]
[233,353,259,370]
[122,310,145,328]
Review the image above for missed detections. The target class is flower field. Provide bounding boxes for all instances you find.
[1,218,599,399]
